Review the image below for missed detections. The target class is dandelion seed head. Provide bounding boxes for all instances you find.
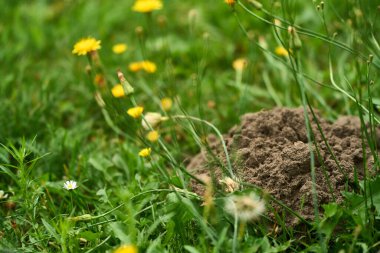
[225,193,265,221]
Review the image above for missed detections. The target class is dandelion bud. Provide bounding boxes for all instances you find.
[248,0,263,10]
[247,30,255,41]
[288,26,302,50]
[94,92,106,108]
[85,65,92,74]
[274,19,281,26]
[135,26,144,37]
[68,214,93,222]
[188,9,199,26]
[142,112,168,130]
[117,70,134,95]
[157,15,167,27]
[258,36,268,49]
[219,177,240,192]
[224,0,236,7]
[368,54,373,63]
[320,1,324,10]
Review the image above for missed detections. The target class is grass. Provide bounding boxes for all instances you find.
[1,0,380,252]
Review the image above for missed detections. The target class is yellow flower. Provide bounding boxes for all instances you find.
[113,43,128,54]
[127,106,144,118]
[141,61,157,73]
[132,0,163,13]
[129,62,142,72]
[72,37,101,56]
[114,244,138,253]
[275,46,289,57]
[146,130,159,142]
[139,148,151,157]
[232,58,248,71]
[225,0,236,6]
[161,97,173,111]
[129,61,157,73]
[111,84,125,98]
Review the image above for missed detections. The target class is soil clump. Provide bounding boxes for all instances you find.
[187,107,378,225]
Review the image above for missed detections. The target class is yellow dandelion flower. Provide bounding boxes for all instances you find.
[112,43,128,54]
[127,106,144,118]
[225,0,236,6]
[146,130,159,142]
[129,61,157,73]
[141,61,157,73]
[114,244,138,253]
[232,58,248,71]
[275,46,289,57]
[72,37,101,56]
[139,148,151,157]
[161,97,173,111]
[129,62,143,72]
[111,84,125,98]
[132,0,163,13]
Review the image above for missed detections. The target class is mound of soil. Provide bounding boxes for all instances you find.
[187,108,379,225]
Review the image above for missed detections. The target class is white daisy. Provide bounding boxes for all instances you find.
[63,180,78,190]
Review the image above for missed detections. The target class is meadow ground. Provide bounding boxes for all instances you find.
[1,0,380,252]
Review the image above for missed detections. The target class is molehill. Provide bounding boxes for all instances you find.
[187,107,379,225]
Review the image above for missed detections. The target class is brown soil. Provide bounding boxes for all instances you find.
[187,107,379,225]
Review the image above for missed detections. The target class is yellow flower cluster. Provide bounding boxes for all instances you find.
[132,0,163,13]
[72,37,101,56]
[129,61,157,73]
